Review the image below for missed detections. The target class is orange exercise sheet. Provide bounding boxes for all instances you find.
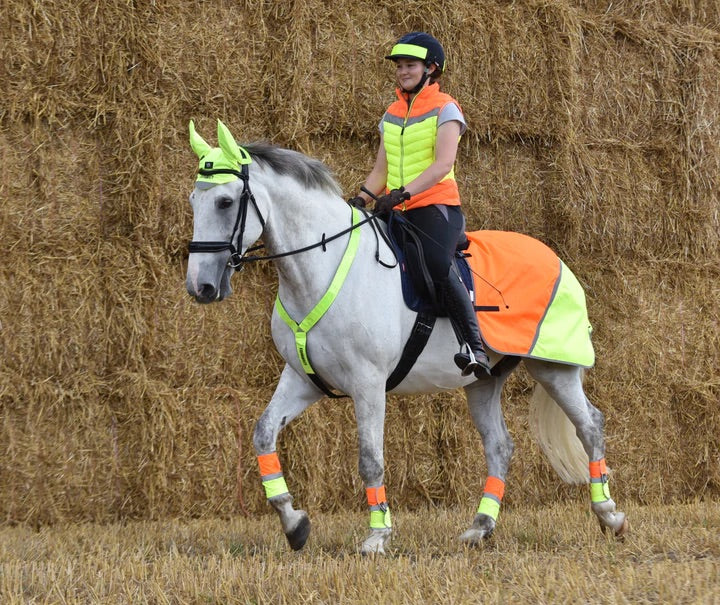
[464,230,594,366]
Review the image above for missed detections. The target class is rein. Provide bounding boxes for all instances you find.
[237,209,396,269]
[188,163,398,398]
[189,162,395,269]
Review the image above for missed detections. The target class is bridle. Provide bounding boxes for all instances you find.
[187,163,265,269]
[188,163,396,269]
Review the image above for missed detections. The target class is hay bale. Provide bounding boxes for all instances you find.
[577,1,720,28]
[0,0,718,524]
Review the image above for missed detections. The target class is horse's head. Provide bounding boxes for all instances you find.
[185,120,265,304]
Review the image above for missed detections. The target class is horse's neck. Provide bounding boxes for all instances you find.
[262,187,354,315]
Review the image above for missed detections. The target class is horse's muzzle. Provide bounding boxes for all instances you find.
[188,282,224,304]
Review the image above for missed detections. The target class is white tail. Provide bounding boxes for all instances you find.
[529,383,590,484]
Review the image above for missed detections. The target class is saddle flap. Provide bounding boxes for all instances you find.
[387,213,473,314]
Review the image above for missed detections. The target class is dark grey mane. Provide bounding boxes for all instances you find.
[244,143,342,197]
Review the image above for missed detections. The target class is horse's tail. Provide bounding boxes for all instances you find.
[529,381,590,485]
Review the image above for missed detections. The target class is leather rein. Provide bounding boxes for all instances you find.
[188,163,395,269]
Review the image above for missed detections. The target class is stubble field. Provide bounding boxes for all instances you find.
[1,501,718,604]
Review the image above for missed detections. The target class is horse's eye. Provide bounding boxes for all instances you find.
[217,197,233,209]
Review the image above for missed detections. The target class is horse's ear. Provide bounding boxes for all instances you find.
[217,119,252,165]
[189,120,212,158]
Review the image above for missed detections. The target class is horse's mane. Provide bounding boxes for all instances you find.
[244,143,342,197]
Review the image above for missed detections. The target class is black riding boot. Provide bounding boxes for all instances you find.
[440,269,491,378]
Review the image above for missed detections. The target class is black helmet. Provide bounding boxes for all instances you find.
[385,32,446,75]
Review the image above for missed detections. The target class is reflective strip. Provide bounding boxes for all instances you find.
[389,43,428,60]
[403,109,440,128]
[366,485,387,507]
[529,260,595,367]
[383,114,406,128]
[257,452,282,477]
[477,496,501,520]
[383,108,440,130]
[589,458,611,502]
[261,472,283,481]
[262,476,289,499]
[590,480,611,503]
[370,508,392,529]
[477,476,505,520]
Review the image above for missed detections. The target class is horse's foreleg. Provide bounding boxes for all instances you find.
[253,365,323,551]
[460,377,513,545]
[525,360,628,538]
[353,388,392,555]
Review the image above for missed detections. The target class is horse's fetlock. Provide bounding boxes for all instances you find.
[591,498,616,515]
[268,492,293,508]
[360,528,392,556]
[460,513,496,545]
[472,512,496,531]
[358,450,384,486]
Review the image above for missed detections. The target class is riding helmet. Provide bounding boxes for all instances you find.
[385,32,446,75]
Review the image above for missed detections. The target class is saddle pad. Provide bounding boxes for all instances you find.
[465,230,595,367]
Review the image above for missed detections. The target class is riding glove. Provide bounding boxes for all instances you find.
[347,196,366,208]
[374,188,411,213]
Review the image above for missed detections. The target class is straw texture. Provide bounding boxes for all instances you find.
[1,0,718,524]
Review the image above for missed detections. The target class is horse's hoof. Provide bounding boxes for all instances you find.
[615,517,630,539]
[459,513,495,546]
[360,528,392,556]
[598,510,628,541]
[285,512,311,551]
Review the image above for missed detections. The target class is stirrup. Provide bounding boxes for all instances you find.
[454,349,491,378]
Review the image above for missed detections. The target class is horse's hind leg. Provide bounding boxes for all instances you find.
[460,375,514,545]
[524,359,628,537]
[253,365,323,551]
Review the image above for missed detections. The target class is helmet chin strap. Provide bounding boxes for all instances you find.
[402,66,431,94]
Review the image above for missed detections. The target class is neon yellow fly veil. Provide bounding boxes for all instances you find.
[189,119,252,186]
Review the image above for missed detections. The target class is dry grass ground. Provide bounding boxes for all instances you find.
[1,502,718,604]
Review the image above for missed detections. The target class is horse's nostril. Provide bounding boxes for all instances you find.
[198,283,217,300]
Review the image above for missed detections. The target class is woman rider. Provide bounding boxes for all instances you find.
[348,31,491,378]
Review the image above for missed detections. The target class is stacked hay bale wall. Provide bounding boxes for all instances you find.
[1,0,718,524]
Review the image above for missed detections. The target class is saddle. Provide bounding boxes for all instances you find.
[386,212,474,315]
[383,213,521,388]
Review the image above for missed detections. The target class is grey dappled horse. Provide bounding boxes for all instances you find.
[185,120,628,555]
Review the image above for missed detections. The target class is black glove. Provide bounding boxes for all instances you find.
[374,188,411,213]
[347,196,366,208]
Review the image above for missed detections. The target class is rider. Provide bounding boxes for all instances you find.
[348,32,491,378]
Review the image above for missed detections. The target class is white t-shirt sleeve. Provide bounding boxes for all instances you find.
[438,103,467,136]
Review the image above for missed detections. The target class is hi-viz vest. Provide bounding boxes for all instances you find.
[382,82,462,211]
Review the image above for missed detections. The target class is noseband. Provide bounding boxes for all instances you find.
[187,163,265,269]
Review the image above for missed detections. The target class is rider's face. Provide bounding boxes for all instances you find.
[395,58,428,91]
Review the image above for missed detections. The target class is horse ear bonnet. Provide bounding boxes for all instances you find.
[189,119,251,187]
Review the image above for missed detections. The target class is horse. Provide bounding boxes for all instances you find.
[185,120,628,555]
